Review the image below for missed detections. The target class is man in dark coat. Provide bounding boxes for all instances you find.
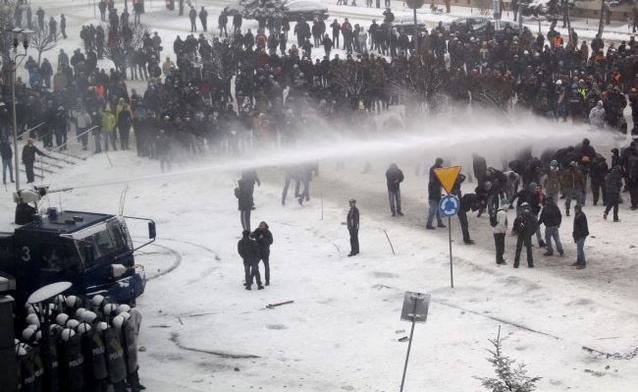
[426,157,445,229]
[603,165,623,222]
[21,138,47,183]
[250,221,273,286]
[453,174,474,244]
[188,6,197,32]
[199,7,208,32]
[385,163,404,216]
[572,204,589,269]
[512,202,538,268]
[1,136,14,184]
[237,230,263,290]
[472,153,488,186]
[538,196,563,256]
[235,179,253,231]
[347,199,359,257]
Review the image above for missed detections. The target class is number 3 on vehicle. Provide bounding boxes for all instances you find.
[21,246,31,262]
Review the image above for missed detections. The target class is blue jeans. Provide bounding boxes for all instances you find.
[427,199,443,227]
[388,189,401,214]
[575,236,586,265]
[2,158,13,183]
[544,226,563,254]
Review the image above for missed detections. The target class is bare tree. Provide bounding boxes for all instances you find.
[102,22,150,77]
[331,61,385,110]
[30,24,61,65]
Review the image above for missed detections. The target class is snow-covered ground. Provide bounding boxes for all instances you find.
[4,1,638,391]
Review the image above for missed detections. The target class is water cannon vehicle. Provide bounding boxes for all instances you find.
[1,186,156,311]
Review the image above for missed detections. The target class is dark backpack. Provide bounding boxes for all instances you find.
[489,210,498,227]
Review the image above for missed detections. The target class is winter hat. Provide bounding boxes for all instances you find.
[550,159,558,167]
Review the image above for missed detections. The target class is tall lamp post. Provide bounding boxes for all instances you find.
[9,28,33,193]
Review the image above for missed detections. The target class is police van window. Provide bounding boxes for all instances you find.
[41,244,65,271]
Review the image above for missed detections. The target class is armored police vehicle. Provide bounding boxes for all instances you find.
[0,189,156,310]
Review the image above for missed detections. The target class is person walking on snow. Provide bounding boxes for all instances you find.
[347,199,359,257]
[426,157,446,230]
[238,230,263,290]
[493,198,509,265]
[512,202,538,268]
[603,165,623,222]
[385,163,404,216]
[572,204,589,269]
[539,196,564,256]
[251,221,273,286]
[235,179,253,231]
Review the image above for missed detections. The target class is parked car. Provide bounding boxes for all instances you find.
[224,0,329,21]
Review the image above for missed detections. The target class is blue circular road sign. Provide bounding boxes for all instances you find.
[439,195,460,218]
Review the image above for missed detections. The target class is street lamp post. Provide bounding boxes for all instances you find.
[9,28,33,193]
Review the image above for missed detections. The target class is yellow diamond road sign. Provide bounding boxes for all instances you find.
[434,166,462,194]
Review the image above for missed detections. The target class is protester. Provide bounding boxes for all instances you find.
[572,204,589,269]
[347,199,359,257]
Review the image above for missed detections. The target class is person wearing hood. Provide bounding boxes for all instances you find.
[250,221,273,286]
[512,202,539,268]
[385,163,404,216]
[99,105,117,151]
[589,100,605,128]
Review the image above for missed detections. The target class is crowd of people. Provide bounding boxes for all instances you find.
[1,4,638,266]
[3,4,638,173]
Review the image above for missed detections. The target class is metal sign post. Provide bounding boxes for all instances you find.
[399,292,430,392]
[439,194,460,288]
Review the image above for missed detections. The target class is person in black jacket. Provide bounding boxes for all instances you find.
[385,163,404,216]
[539,196,563,256]
[426,157,445,229]
[453,174,474,244]
[603,165,623,222]
[1,136,14,184]
[235,179,253,231]
[237,230,263,290]
[572,204,589,269]
[512,202,538,268]
[347,199,359,257]
[21,138,48,183]
[250,221,273,286]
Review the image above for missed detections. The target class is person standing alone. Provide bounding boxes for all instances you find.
[347,199,359,257]
[572,204,589,269]
[1,137,14,184]
[235,179,253,231]
[385,163,404,216]
[512,202,538,268]
[251,221,273,286]
[22,138,47,184]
